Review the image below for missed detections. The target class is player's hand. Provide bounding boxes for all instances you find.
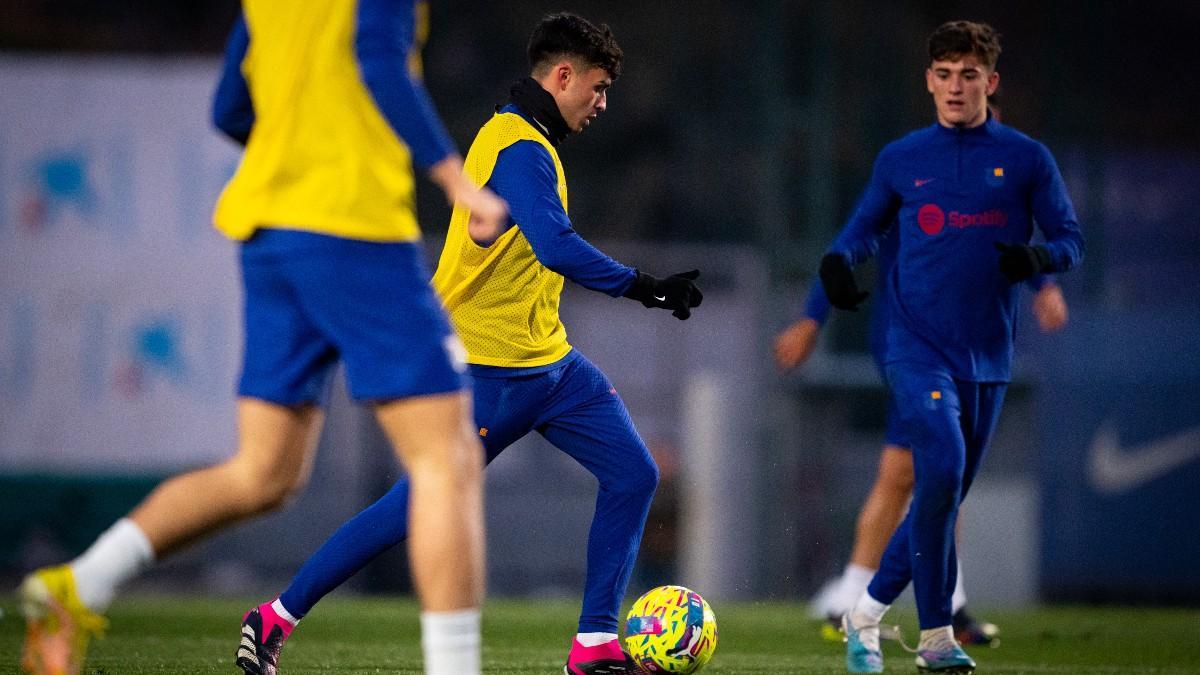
[428,155,509,246]
[1032,282,1068,333]
[622,269,704,320]
[995,241,1051,283]
[819,254,869,310]
[460,186,508,246]
[773,318,821,372]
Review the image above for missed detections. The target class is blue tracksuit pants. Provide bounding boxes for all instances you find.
[867,362,1007,628]
[279,351,658,633]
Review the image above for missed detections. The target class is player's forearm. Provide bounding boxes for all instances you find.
[486,142,636,295]
[428,156,473,206]
[830,200,895,266]
[355,0,455,170]
[212,14,254,145]
[1031,147,1085,273]
[522,206,636,296]
[1040,227,1085,273]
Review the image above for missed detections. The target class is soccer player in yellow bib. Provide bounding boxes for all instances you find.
[18,3,505,675]
[234,12,703,675]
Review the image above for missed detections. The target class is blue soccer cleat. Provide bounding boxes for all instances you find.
[915,643,976,673]
[842,614,883,673]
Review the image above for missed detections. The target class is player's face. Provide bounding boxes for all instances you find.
[558,64,611,133]
[926,54,999,128]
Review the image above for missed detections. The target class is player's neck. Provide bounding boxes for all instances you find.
[507,77,571,146]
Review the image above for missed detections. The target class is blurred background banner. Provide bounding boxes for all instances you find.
[1039,310,1200,603]
[0,58,242,473]
[2,1,1199,607]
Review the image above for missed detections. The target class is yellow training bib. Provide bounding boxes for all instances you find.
[431,112,572,367]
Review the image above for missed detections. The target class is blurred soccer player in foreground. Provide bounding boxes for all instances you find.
[18,3,505,674]
[815,21,1083,673]
[775,226,1068,645]
[234,12,702,675]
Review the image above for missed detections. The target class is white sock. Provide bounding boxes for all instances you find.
[836,564,876,615]
[271,598,299,626]
[951,558,967,614]
[576,631,618,647]
[848,591,890,629]
[421,608,481,675]
[919,625,957,652]
[69,518,155,613]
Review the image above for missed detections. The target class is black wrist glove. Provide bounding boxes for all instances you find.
[819,253,869,311]
[623,269,704,320]
[994,242,1052,282]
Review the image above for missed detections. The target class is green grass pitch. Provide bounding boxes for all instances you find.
[0,595,1195,673]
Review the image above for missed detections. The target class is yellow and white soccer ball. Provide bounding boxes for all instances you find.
[624,585,718,673]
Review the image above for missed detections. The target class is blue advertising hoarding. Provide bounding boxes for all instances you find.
[1039,309,1200,603]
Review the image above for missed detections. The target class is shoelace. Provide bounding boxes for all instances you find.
[880,624,967,655]
[874,624,918,653]
[840,618,883,653]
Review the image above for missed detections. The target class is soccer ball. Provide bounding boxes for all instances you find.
[624,585,718,673]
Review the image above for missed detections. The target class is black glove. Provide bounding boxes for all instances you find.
[994,242,1052,282]
[819,253,869,311]
[623,269,704,320]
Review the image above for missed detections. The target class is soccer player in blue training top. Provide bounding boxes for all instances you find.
[233,12,702,675]
[775,226,1068,645]
[819,21,1084,674]
[17,3,506,675]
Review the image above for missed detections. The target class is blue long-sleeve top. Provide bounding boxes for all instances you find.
[803,226,898,363]
[802,224,1055,367]
[823,115,1084,382]
[483,103,637,297]
[212,0,454,169]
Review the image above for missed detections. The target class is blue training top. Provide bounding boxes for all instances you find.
[824,115,1084,382]
[804,226,898,363]
[483,103,637,297]
[802,226,1054,370]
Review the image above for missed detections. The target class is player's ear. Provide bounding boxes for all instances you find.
[986,70,1000,96]
[555,61,573,91]
[925,67,936,94]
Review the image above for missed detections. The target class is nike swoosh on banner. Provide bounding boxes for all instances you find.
[1086,421,1200,495]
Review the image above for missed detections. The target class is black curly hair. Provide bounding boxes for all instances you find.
[528,12,623,79]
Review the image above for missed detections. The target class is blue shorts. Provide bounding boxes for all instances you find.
[237,229,466,404]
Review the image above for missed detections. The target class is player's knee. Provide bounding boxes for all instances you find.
[919,462,964,497]
[614,451,659,496]
[222,455,309,514]
[879,464,915,495]
[253,476,307,513]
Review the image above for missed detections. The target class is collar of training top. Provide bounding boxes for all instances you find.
[506,77,572,147]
